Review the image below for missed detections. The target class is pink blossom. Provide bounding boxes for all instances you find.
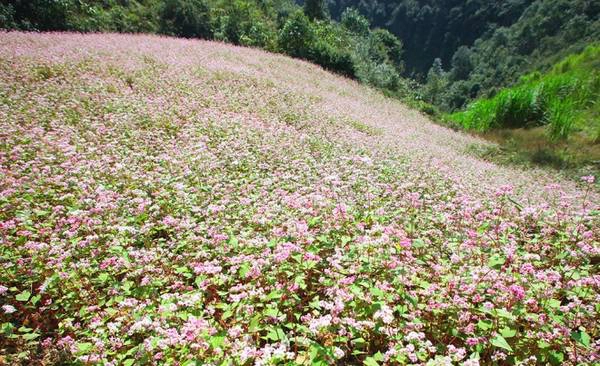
[581,175,595,184]
[509,284,526,300]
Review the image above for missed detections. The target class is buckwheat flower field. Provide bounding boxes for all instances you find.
[0,32,599,365]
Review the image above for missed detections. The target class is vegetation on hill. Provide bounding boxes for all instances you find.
[325,0,533,76]
[324,0,600,111]
[450,44,600,141]
[0,0,410,93]
[3,0,598,117]
[444,45,600,176]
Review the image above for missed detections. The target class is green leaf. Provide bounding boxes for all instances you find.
[537,340,551,349]
[98,273,109,282]
[352,337,367,346]
[477,319,492,331]
[294,274,307,289]
[228,235,239,247]
[265,327,286,341]
[221,309,233,320]
[364,356,379,366]
[30,294,41,305]
[495,308,515,320]
[238,263,250,278]
[1,323,14,335]
[369,286,385,298]
[122,359,135,366]
[547,299,561,308]
[248,314,261,332]
[571,330,591,348]
[490,335,513,352]
[488,255,506,269]
[210,334,225,349]
[263,307,279,318]
[77,342,93,353]
[500,327,517,338]
[267,290,282,300]
[16,290,31,302]
[175,266,189,274]
[22,332,40,341]
[548,351,564,365]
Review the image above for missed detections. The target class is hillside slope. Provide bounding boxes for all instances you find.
[0,33,599,365]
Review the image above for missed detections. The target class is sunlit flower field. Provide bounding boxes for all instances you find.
[0,32,598,365]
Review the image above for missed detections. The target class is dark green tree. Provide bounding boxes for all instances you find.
[159,0,211,39]
[304,0,327,20]
[425,58,448,106]
[279,10,315,58]
[449,46,473,81]
[340,7,369,35]
[3,0,72,30]
[372,28,404,71]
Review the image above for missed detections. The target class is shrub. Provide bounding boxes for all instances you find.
[371,28,404,71]
[356,61,400,90]
[340,7,369,35]
[310,41,356,78]
[278,10,315,59]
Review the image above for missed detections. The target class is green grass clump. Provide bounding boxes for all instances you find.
[450,44,600,141]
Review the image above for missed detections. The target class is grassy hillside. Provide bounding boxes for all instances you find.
[0,33,599,365]
[450,44,600,139]
[447,45,600,173]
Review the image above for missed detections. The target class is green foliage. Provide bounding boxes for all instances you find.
[449,46,473,81]
[424,58,448,106]
[303,0,327,20]
[278,10,315,58]
[327,0,600,110]
[372,29,403,71]
[450,44,600,141]
[160,0,211,38]
[210,0,279,49]
[0,3,17,29]
[327,0,534,76]
[310,40,355,77]
[2,0,72,30]
[340,7,368,35]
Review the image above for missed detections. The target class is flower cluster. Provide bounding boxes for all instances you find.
[0,32,598,365]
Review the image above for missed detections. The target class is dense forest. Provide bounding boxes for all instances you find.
[322,0,600,110]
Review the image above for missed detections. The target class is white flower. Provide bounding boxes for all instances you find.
[2,304,16,314]
[374,304,394,324]
[333,347,345,359]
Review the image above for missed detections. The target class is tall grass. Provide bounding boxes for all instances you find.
[450,44,600,141]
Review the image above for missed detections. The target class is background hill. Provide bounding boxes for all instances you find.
[321,0,600,108]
